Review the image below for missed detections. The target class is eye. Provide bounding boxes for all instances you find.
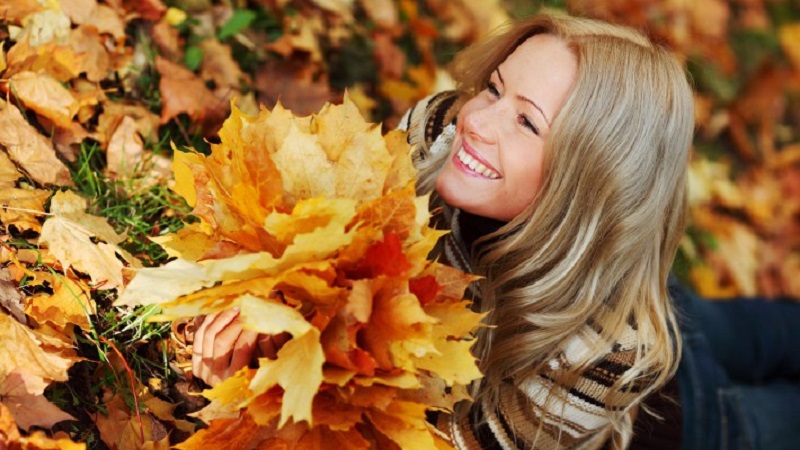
[486,81,500,97]
[518,114,540,136]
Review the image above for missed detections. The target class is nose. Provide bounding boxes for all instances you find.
[462,101,498,145]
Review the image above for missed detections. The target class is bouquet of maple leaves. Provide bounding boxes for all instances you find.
[117,96,483,449]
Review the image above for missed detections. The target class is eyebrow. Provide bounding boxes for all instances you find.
[495,69,551,125]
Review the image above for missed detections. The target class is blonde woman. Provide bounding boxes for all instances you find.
[400,13,688,449]
[195,12,800,449]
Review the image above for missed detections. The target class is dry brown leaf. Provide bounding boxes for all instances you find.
[0,402,85,450]
[15,8,72,47]
[151,17,183,60]
[98,102,161,144]
[0,186,49,233]
[255,60,333,116]
[93,393,170,450]
[0,0,45,23]
[106,116,145,179]
[69,26,113,82]
[0,312,73,382]
[1,371,75,431]
[83,5,127,41]
[61,0,98,24]
[691,0,730,40]
[4,36,84,82]
[265,15,324,62]
[199,39,247,93]
[125,0,168,21]
[0,100,73,186]
[155,57,226,131]
[0,268,26,323]
[692,207,761,297]
[0,150,50,231]
[3,71,77,129]
[373,32,406,80]
[310,0,354,16]
[359,0,399,30]
[0,400,22,443]
[38,190,140,290]
[0,150,22,189]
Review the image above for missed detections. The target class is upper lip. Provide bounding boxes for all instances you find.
[461,139,501,175]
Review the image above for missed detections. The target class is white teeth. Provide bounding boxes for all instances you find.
[457,148,500,179]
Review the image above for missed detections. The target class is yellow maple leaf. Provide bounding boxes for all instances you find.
[239,295,313,337]
[196,367,256,422]
[411,340,482,386]
[149,222,217,261]
[26,272,95,331]
[249,328,324,427]
[424,300,485,340]
[361,280,438,371]
[366,400,439,450]
[39,190,140,290]
[384,130,418,193]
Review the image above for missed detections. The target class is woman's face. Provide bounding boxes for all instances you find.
[435,33,578,221]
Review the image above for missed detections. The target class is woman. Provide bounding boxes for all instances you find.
[401,13,690,449]
[194,12,800,449]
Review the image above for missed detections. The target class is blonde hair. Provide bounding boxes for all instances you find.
[418,12,693,440]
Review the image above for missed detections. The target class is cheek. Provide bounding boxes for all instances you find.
[506,148,545,206]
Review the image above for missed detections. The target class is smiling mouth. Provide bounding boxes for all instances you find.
[456,147,501,179]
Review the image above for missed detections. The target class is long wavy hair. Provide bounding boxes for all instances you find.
[416,12,694,441]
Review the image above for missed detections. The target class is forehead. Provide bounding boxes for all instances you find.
[497,33,578,119]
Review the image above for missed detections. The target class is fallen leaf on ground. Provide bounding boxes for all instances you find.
[0,312,74,382]
[106,115,145,179]
[2,71,77,129]
[26,272,95,331]
[1,371,75,431]
[0,402,84,450]
[38,190,140,290]
[155,57,226,132]
[0,100,73,186]
[0,268,26,323]
[92,392,170,450]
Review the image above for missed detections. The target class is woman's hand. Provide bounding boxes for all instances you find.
[192,309,257,386]
[191,309,291,387]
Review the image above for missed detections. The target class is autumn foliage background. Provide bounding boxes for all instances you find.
[0,0,799,448]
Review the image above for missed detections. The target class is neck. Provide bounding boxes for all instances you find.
[458,210,507,256]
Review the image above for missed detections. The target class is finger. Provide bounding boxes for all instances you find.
[257,334,277,359]
[227,330,259,377]
[192,312,218,381]
[196,309,239,385]
[209,318,245,382]
[273,332,291,348]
